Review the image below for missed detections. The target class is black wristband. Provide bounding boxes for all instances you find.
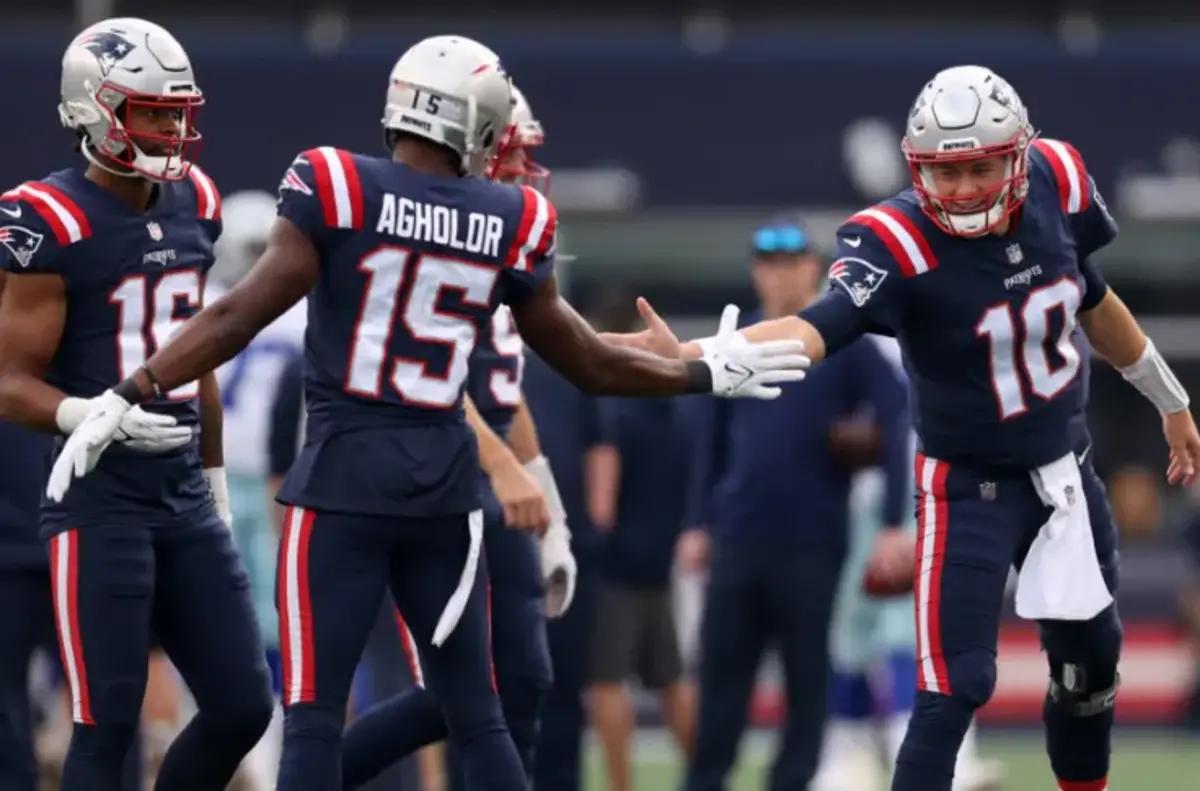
[113,378,145,405]
[684,360,712,394]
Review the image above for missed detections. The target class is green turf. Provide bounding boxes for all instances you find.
[581,729,1200,790]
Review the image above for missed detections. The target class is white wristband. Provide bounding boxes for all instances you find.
[54,397,91,433]
[1120,338,1190,416]
[524,454,568,528]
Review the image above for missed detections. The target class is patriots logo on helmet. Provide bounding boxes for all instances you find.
[77,30,137,77]
[829,257,888,307]
[0,225,45,268]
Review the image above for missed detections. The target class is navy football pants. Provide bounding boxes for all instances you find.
[340,491,552,788]
[50,515,273,791]
[892,452,1121,791]
[686,538,843,791]
[274,506,525,791]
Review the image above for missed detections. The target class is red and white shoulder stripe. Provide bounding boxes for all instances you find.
[304,146,365,230]
[846,204,938,278]
[1,182,92,246]
[503,186,557,272]
[187,163,221,221]
[1031,138,1090,215]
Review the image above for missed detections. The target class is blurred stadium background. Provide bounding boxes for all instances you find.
[6,1,1200,788]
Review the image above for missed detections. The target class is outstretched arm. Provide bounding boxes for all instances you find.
[118,217,319,403]
[511,277,807,398]
[510,276,710,396]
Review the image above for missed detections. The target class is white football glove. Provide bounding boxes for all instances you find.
[697,305,810,399]
[56,396,193,454]
[47,390,138,502]
[526,455,577,618]
[204,467,233,529]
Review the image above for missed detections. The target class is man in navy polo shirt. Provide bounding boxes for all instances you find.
[682,221,911,791]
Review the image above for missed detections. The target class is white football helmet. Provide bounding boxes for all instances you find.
[58,17,204,182]
[902,65,1034,237]
[488,85,550,192]
[382,35,512,178]
[210,190,277,288]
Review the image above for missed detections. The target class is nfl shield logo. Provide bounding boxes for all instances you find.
[147,221,164,241]
[1005,243,1023,265]
[979,481,997,502]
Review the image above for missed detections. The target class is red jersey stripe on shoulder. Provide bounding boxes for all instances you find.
[187,164,221,220]
[848,206,936,277]
[531,193,558,259]
[503,186,540,270]
[7,183,90,245]
[334,150,364,230]
[303,148,339,227]
[1032,139,1089,214]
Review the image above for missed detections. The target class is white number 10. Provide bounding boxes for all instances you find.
[975,278,1082,420]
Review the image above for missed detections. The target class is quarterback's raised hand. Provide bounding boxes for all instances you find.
[700,305,810,399]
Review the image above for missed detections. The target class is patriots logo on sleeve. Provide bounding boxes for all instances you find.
[279,157,313,196]
[829,257,888,307]
[77,31,137,77]
[0,225,45,268]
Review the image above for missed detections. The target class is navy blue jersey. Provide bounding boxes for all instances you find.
[274,148,556,516]
[466,305,525,437]
[802,139,1116,469]
[0,419,53,569]
[0,165,222,531]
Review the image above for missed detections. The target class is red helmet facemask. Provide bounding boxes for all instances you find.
[488,122,550,193]
[90,81,204,182]
[902,131,1032,237]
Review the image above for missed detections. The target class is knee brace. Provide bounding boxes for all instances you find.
[1048,662,1119,717]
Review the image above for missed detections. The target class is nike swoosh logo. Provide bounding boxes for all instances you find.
[1076,444,1091,466]
[0,206,21,218]
[844,236,862,248]
[723,361,752,378]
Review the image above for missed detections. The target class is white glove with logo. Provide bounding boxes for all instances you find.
[696,305,810,399]
[204,467,233,529]
[526,455,577,618]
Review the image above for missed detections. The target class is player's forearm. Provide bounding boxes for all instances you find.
[1079,289,1147,368]
[0,374,67,433]
[521,296,710,396]
[506,398,542,464]
[198,372,223,469]
[466,395,521,476]
[120,296,263,404]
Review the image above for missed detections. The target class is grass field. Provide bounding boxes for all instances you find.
[581,728,1200,790]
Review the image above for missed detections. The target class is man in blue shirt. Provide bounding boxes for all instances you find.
[681,221,911,791]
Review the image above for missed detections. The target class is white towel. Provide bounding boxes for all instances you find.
[432,509,484,647]
[1016,451,1112,620]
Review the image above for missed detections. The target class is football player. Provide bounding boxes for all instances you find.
[609,65,1200,791]
[0,17,273,790]
[340,84,571,789]
[46,35,808,791]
